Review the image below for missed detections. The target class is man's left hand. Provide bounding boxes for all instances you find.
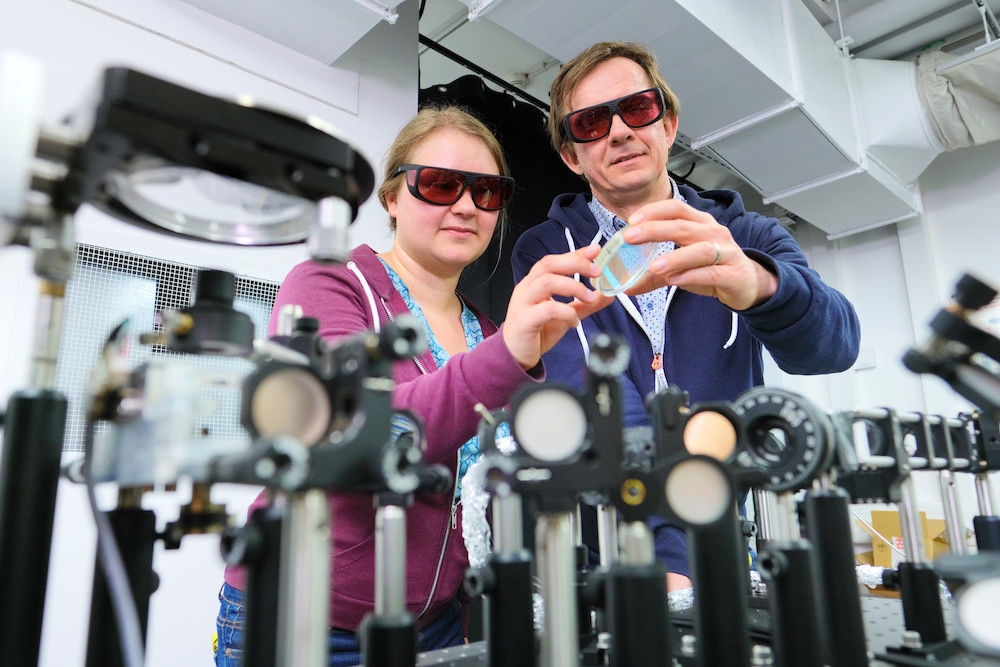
[622,198,777,311]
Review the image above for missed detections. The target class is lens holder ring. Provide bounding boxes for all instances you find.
[734,387,834,493]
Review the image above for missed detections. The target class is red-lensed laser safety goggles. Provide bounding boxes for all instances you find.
[395,164,514,211]
[561,88,668,143]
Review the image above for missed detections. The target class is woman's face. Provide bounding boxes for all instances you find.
[386,127,501,277]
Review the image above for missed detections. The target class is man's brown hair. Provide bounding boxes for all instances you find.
[547,41,680,155]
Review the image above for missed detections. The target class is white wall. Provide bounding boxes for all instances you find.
[778,138,1000,553]
[1,1,418,665]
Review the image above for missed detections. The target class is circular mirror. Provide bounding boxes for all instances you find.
[511,385,588,462]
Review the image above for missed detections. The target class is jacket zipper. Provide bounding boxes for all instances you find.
[379,296,456,620]
[416,450,461,620]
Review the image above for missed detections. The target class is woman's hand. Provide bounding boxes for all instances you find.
[503,245,612,370]
[622,199,777,311]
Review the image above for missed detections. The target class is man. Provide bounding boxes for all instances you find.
[511,41,860,590]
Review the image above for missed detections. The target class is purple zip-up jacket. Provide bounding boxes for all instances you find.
[225,244,543,631]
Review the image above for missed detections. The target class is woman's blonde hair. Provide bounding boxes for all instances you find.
[547,41,680,156]
[377,105,510,232]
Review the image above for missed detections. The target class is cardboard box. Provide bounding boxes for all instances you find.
[861,510,950,567]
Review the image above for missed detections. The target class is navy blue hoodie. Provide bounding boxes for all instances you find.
[512,187,860,576]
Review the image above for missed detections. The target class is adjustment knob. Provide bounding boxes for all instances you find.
[954,274,997,311]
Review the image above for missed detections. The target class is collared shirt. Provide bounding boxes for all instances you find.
[588,179,684,389]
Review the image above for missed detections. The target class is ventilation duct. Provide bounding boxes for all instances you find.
[466,0,1000,238]
[918,44,1000,150]
[179,0,405,64]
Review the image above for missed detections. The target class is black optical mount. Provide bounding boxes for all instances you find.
[485,334,677,667]
[58,67,375,228]
[1,62,378,667]
[965,411,1000,552]
[158,269,255,357]
[904,274,1000,420]
[213,316,440,667]
[835,409,957,663]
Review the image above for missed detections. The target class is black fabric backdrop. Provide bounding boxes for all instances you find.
[419,75,587,323]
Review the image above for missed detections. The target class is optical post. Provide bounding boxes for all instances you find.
[641,386,750,667]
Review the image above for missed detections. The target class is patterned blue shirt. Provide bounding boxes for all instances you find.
[378,258,507,499]
[588,180,684,387]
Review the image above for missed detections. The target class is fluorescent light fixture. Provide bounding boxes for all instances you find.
[468,0,504,21]
[350,0,398,24]
[936,37,1000,72]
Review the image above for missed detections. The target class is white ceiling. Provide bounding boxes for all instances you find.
[418,0,999,105]
[181,0,1000,228]
[415,0,999,227]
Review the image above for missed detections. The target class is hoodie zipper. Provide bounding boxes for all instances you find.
[416,450,461,620]
[379,296,455,620]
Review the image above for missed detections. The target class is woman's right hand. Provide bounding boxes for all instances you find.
[502,245,612,370]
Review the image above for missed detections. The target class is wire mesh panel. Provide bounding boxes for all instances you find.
[54,243,278,453]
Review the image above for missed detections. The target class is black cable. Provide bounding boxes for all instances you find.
[83,320,144,667]
[418,33,550,112]
[677,160,697,180]
[84,419,145,667]
[418,0,426,20]
[668,169,702,192]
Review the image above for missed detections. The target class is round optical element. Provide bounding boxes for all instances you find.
[105,161,316,245]
[665,457,731,526]
[957,577,1000,655]
[591,227,657,296]
[247,365,331,446]
[683,410,738,461]
[511,386,588,462]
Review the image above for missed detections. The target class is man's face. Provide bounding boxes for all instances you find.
[560,57,678,210]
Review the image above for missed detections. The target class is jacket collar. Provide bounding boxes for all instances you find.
[348,244,395,301]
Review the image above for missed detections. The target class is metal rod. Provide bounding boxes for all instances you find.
[308,196,351,263]
[275,304,303,337]
[597,503,620,566]
[277,490,330,667]
[938,470,966,554]
[493,491,523,554]
[375,505,406,616]
[29,279,66,389]
[619,521,653,565]
[973,0,1000,39]
[976,472,997,515]
[771,492,800,541]
[898,478,926,563]
[536,512,579,667]
[852,1,969,53]
[753,488,775,541]
[418,34,550,112]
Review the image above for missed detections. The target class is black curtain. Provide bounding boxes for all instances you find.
[419,75,587,323]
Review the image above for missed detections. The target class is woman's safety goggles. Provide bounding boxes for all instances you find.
[395,164,514,211]
[561,88,668,143]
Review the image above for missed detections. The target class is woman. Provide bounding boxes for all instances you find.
[216,106,605,665]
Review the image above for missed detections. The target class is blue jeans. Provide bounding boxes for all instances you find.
[215,582,463,666]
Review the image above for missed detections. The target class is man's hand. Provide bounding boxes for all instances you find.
[621,199,777,311]
[667,572,692,592]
